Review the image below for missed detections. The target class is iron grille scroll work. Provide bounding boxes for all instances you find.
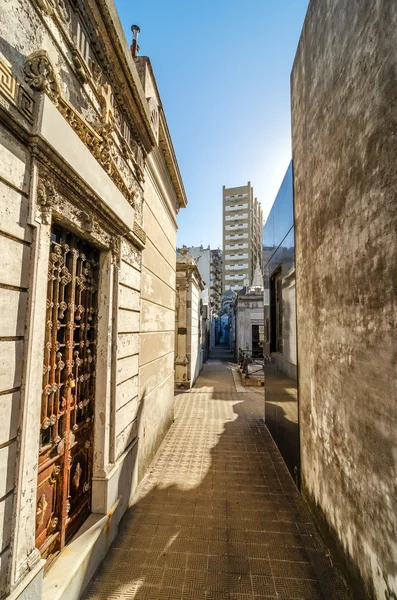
[36,224,98,568]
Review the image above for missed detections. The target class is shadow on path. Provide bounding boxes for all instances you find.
[83,362,350,600]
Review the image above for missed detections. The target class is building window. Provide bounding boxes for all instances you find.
[252,325,264,357]
[270,267,283,353]
[76,20,90,62]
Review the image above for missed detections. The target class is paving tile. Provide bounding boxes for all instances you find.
[83,358,350,600]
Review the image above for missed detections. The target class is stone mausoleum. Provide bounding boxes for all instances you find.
[174,256,205,391]
[0,1,186,598]
[233,264,264,359]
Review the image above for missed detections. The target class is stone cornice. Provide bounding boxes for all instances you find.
[176,262,205,291]
[0,100,145,248]
[87,0,156,152]
[134,56,187,210]
[159,110,187,210]
[84,1,187,211]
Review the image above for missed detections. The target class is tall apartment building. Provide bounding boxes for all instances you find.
[176,246,222,312]
[222,182,264,292]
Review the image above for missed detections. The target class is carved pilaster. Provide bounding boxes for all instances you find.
[110,236,121,268]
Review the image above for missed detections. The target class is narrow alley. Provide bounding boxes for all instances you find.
[84,351,350,600]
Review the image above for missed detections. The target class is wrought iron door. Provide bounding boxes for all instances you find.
[36,224,98,568]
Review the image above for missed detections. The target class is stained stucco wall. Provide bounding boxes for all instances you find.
[291,1,397,598]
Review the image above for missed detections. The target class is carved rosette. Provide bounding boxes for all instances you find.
[24,50,60,103]
[36,494,48,527]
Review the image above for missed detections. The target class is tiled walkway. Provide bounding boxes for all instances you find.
[84,356,350,600]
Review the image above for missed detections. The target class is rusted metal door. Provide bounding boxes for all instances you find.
[36,224,98,568]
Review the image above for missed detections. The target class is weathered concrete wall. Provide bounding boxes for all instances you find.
[291,1,397,598]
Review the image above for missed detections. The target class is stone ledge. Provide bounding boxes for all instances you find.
[42,497,120,600]
[7,559,45,600]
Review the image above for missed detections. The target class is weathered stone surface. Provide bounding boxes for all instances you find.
[117,333,139,360]
[0,340,24,391]
[0,391,20,446]
[116,374,139,413]
[139,331,174,366]
[142,239,176,289]
[0,289,27,338]
[119,261,141,292]
[0,182,32,243]
[0,492,13,553]
[118,285,140,312]
[0,442,17,498]
[117,308,140,334]
[0,129,29,193]
[0,235,30,289]
[141,266,175,310]
[140,299,175,333]
[291,1,397,598]
[139,352,174,397]
[116,354,139,386]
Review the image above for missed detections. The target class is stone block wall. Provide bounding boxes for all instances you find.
[137,164,178,480]
[291,1,397,597]
[0,127,31,597]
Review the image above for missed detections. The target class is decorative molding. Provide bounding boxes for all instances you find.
[29,143,128,239]
[32,0,149,174]
[0,59,18,101]
[54,95,135,206]
[71,47,88,84]
[17,86,35,124]
[54,0,71,24]
[35,168,144,266]
[132,221,146,246]
[0,57,36,125]
[32,0,54,16]
[36,177,59,224]
[24,50,60,103]
[80,210,94,233]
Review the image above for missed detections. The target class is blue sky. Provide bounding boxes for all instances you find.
[115,0,309,248]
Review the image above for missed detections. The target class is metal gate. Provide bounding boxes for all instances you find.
[36,224,98,568]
